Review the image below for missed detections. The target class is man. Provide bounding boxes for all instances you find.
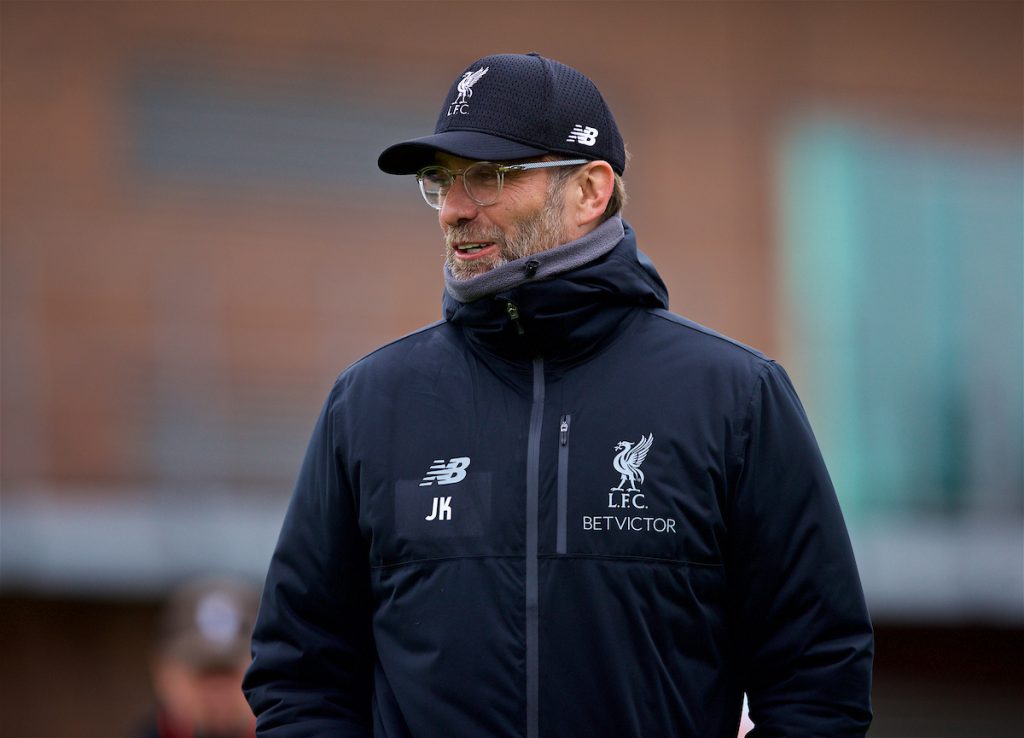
[244,53,873,737]
[142,577,258,738]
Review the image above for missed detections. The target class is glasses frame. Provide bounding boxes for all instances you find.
[416,159,589,210]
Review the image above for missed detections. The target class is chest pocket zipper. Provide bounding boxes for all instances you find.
[557,414,571,554]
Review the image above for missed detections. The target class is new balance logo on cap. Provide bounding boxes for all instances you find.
[420,457,471,486]
[566,125,599,146]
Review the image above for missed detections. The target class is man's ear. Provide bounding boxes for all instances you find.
[571,160,615,228]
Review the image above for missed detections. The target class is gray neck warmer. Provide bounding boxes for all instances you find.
[444,216,625,303]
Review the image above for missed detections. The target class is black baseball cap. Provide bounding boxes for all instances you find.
[378,53,625,175]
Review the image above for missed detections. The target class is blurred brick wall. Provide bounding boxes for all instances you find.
[4,1,1017,491]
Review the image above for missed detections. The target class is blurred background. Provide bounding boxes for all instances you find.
[1,1,1021,736]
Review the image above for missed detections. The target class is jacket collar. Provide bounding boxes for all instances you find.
[442,219,669,364]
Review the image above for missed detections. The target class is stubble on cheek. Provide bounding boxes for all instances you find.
[444,225,506,280]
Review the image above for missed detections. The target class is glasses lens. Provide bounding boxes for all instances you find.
[418,167,451,209]
[463,162,502,206]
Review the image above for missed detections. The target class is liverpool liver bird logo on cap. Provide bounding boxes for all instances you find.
[454,67,489,106]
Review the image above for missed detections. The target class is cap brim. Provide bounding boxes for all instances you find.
[378,131,549,175]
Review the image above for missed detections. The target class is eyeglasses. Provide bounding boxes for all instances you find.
[416,159,588,210]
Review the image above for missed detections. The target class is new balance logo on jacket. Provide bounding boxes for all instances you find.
[420,457,471,486]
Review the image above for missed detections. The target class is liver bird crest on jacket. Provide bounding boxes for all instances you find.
[454,67,489,105]
[611,434,654,492]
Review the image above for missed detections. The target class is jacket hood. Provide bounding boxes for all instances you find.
[442,220,669,363]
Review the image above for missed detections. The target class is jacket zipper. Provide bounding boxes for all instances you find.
[525,357,544,738]
[557,414,571,555]
[506,302,526,336]
[508,299,542,738]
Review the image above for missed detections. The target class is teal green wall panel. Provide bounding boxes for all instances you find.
[779,118,1023,524]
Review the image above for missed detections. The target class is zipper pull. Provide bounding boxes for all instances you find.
[560,416,569,446]
[506,302,525,336]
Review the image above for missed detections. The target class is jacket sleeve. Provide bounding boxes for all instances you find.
[727,361,873,737]
[243,386,374,736]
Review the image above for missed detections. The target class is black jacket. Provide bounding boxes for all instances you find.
[244,221,873,737]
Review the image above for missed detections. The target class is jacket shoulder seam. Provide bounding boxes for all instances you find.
[732,359,778,465]
[646,308,770,361]
[334,319,448,383]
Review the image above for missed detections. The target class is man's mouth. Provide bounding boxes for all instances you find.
[453,242,498,259]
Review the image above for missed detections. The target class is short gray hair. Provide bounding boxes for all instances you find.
[548,158,627,221]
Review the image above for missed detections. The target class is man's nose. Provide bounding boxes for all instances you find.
[439,176,479,226]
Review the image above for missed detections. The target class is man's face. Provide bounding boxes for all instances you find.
[437,154,573,280]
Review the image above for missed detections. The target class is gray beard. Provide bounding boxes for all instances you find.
[444,190,569,281]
